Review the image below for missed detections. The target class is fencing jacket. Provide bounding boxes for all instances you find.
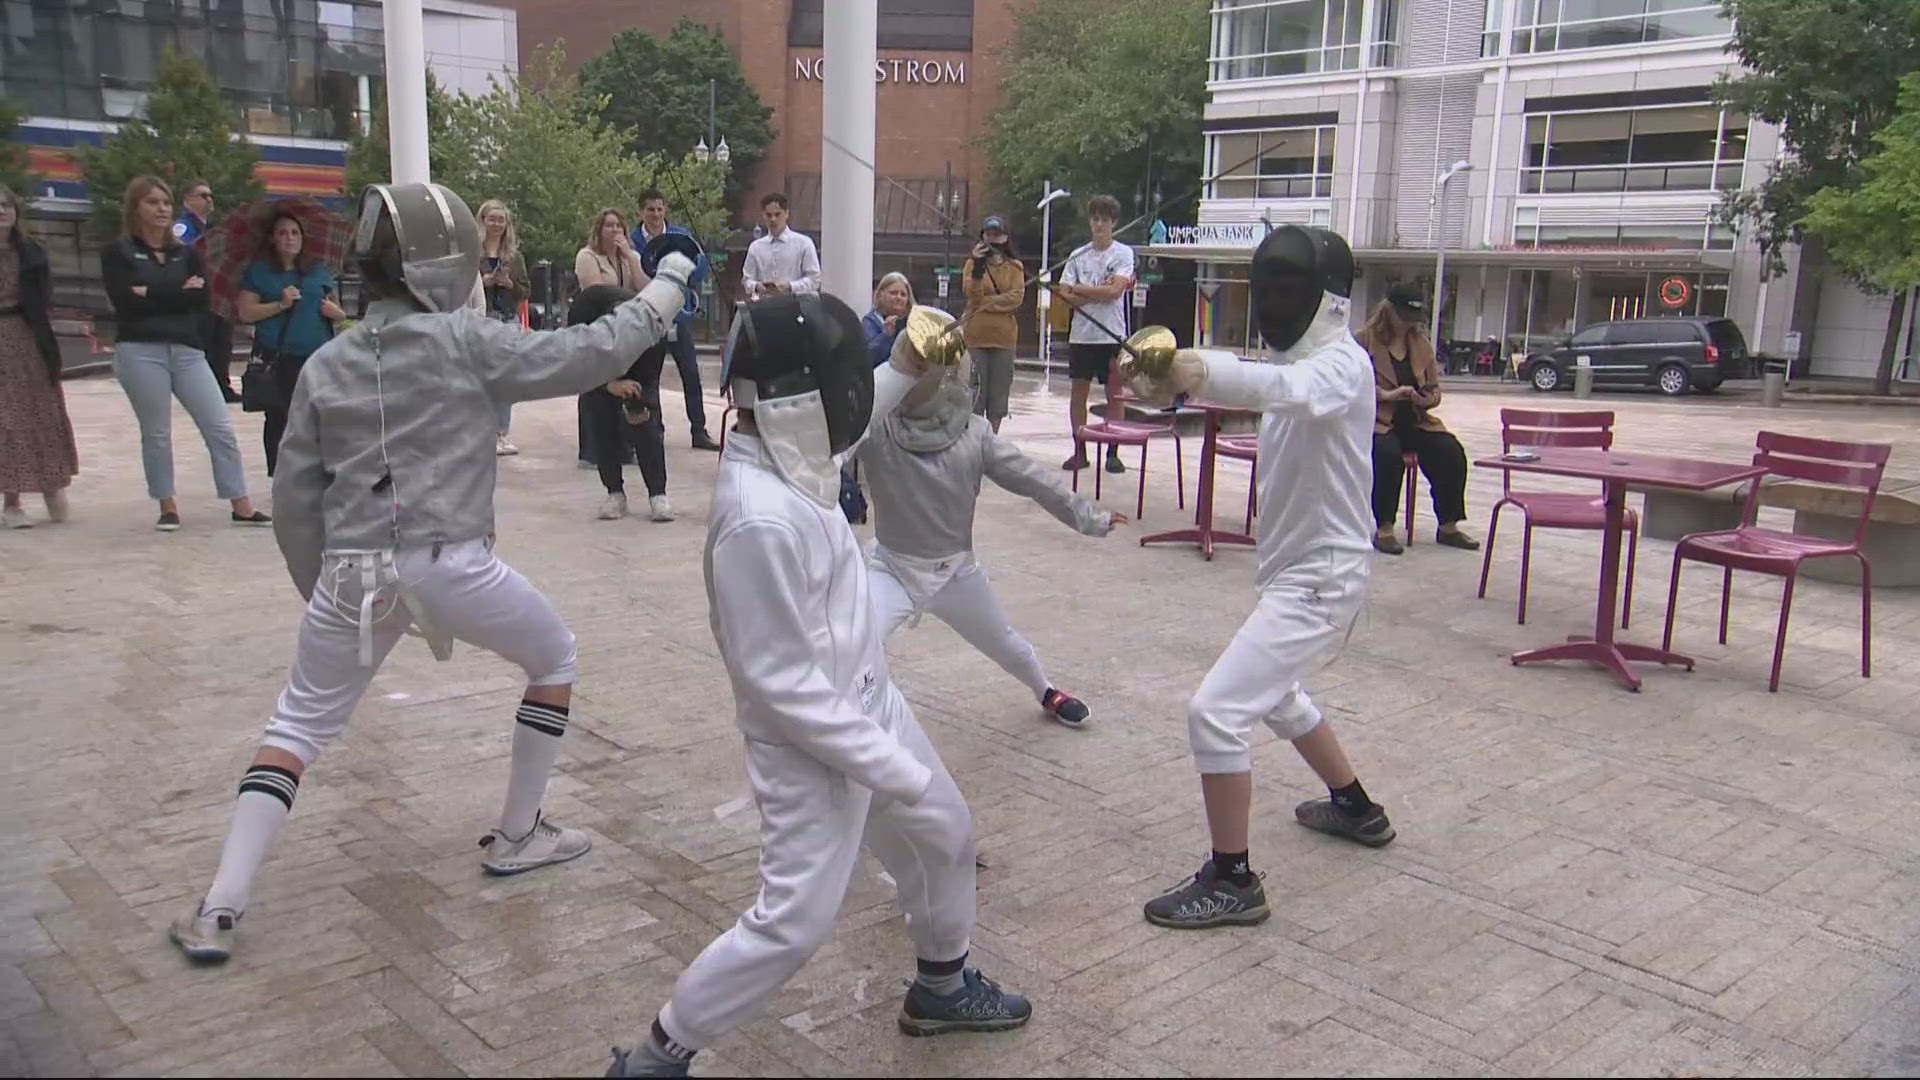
[859,415,1113,605]
[272,289,677,599]
[703,366,935,802]
[1194,313,1376,591]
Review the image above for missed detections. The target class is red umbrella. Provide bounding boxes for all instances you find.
[205,197,355,322]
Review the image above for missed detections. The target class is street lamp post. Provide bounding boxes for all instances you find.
[1036,181,1073,393]
[693,133,732,342]
[1429,160,1473,352]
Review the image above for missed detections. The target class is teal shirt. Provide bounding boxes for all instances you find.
[242,259,335,357]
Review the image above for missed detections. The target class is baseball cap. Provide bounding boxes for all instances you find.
[1387,282,1428,319]
[980,214,1009,236]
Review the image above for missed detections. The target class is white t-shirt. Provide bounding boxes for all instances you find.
[1062,240,1135,345]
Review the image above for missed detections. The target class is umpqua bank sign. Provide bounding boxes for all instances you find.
[793,55,967,85]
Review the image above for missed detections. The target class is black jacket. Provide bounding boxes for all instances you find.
[100,235,208,347]
[12,233,60,381]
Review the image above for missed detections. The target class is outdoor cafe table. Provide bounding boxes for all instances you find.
[1139,398,1259,560]
[1473,446,1767,691]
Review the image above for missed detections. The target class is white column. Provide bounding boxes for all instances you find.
[383,0,431,185]
[821,0,878,304]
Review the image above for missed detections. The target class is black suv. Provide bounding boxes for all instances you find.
[1524,317,1749,396]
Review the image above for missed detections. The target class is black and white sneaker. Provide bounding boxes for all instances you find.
[169,904,237,961]
[1143,860,1269,929]
[1040,688,1091,728]
[1294,797,1396,847]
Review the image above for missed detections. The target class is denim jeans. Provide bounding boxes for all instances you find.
[112,341,249,501]
[496,400,513,436]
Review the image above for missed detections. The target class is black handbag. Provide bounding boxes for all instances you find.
[241,303,294,414]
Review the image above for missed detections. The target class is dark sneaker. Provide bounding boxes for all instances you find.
[897,968,1033,1036]
[1372,533,1405,555]
[1435,528,1481,550]
[1105,450,1126,474]
[604,1046,689,1078]
[231,510,273,526]
[1062,452,1090,471]
[1143,860,1270,929]
[155,511,182,532]
[1041,688,1091,729]
[1294,798,1396,848]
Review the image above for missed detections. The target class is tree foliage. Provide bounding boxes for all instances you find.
[1801,73,1920,391]
[76,47,263,239]
[577,20,776,212]
[984,0,1210,256]
[1713,0,1920,276]
[0,97,36,204]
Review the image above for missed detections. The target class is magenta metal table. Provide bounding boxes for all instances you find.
[1474,447,1765,691]
[1138,399,1258,560]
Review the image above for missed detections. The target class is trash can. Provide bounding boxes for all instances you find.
[1761,359,1787,408]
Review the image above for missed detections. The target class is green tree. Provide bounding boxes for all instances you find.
[0,97,37,203]
[577,20,776,212]
[1802,73,1920,390]
[442,45,724,264]
[76,47,263,239]
[343,71,473,196]
[1713,0,1920,391]
[984,0,1209,259]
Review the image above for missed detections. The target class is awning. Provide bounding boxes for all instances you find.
[1139,244,1733,272]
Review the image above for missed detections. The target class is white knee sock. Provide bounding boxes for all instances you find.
[201,765,299,916]
[500,698,569,838]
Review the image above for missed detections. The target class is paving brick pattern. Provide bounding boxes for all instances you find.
[3,374,1918,1077]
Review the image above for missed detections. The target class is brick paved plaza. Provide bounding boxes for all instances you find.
[4,371,1918,1077]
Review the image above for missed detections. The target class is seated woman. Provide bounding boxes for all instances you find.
[1358,284,1478,556]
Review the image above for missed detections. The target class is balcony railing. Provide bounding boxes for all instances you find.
[1519,161,1744,195]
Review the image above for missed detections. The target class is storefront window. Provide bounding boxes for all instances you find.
[1210,0,1365,81]
[1506,266,1730,350]
[1207,125,1336,199]
[1198,263,1251,350]
[1522,104,1747,194]
[1511,0,1729,55]
[0,0,382,140]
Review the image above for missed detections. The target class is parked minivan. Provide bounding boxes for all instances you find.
[1524,317,1750,395]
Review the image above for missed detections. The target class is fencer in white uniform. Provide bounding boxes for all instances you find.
[1129,225,1397,931]
[168,184,693,962]
[609,294,1032,1079]
[861,306,1123,728]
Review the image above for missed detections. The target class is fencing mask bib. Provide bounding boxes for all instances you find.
[1250,225,1356,354]
[726,293,873,506]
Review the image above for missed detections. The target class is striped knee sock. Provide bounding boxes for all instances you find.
[201,765,300,917]
[499,699,569,839]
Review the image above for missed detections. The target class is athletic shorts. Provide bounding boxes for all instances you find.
[1069,342,1121,384]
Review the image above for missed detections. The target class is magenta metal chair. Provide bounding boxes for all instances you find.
[1477,409,1640,626]
[1072,396,1185,520]
[1661,431,1890,693]
[1400,450,1420,545]
[1217,433,1259,532]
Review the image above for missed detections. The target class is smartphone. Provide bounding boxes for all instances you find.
[1502,451,1540,463]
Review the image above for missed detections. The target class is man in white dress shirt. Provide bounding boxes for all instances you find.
[740,192,821,301]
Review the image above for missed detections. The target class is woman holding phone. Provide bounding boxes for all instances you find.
[236,209,343,476]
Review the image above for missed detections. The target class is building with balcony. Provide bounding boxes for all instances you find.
[1147,0,1917,381]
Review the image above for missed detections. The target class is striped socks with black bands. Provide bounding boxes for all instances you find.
[516,699,570,738]
[237,764,300,810]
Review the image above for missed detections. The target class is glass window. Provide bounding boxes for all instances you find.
[1511,0,1728,55]
[1210,0,1366,80]
[1522,103,1746,194]
[1208,125,1336,199]
[1570,324,1608,347]
[790,0,974,51]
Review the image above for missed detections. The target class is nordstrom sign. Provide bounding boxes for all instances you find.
[794,56,968,85]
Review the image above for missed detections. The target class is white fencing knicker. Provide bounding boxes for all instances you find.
[1187,548,1370,775]
[868,550,1050,700]
[657,684,976,1049]
[259,537,578,766]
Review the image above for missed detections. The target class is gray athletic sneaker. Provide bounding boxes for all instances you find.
[1142,860,1269,929]
[477,812,591,875]
[1294,797,1396,847]
[169,904,237,962]
[604,1046,690,1078]
[898,968,1033,1036]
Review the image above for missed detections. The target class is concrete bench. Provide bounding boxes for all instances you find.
[1632,479,1761,541]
